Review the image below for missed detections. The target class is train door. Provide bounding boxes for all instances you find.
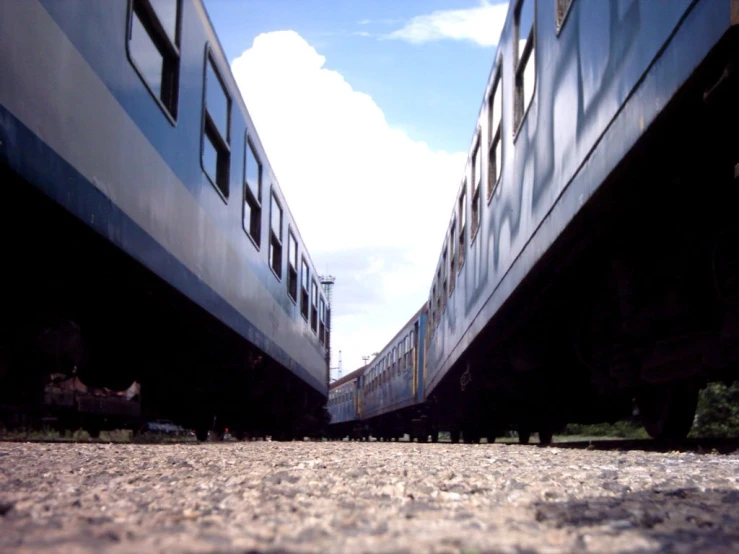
[417,314,427,403]
[357,375,364,419]
[412,321,420,400]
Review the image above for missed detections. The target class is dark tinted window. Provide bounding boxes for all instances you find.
[130,12,163,98]
[149,0,178,43]
[243,137,261,245]
[245,139,261,199]
[202,132,218,185]
[206,62,229,141]
[288,233,297,269]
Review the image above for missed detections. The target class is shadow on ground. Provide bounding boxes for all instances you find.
[533,485,739,551]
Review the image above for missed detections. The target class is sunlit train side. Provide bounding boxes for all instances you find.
[422,0,739,442]
[0,0,329,440]
[358,307,428,440]
[328,307,429,440]
[326,367,364,439]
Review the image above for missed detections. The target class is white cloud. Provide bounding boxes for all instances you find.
[231,31,466,375]
[386,0,509,47]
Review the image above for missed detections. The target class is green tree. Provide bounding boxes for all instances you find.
[690,381,739,438]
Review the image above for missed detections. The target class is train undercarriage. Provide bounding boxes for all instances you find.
[0,168,328,441]
[426,27,739,443]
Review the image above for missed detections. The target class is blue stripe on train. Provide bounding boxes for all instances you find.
[0,106,325,395]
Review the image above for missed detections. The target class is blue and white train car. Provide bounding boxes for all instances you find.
[0,0,330,439]
[339,306,429,440]
[424,0,739,442]
[326,366,363,439]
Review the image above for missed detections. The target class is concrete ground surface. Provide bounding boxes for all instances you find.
[1,441,738,553]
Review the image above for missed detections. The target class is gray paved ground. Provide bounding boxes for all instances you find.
[1,441,738,553]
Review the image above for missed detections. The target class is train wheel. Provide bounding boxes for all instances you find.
[518,428,531,445]
[636,381,699,440]
[195,427,209,442]
[538,428,553,446]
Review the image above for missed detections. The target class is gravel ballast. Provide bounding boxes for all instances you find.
[1,441,738,553]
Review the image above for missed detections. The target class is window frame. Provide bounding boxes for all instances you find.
[200,45,231,202]
[513,0,536,140]
[470,133,482,242]
[319,296,326,345]
[488,67,503,203]
[243,134,262,249]
[268,189,283,280]
[441,245,448,312]
[310,279,319,334]
[449,220,457,295]
[125,0,182,124]
[300,257,310,321]
[287,228,298,303]
[458,185,467,272]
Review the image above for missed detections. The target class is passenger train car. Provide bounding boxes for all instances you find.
[0,0,330,440]
[328,307,430,441]
[330,0,739,443]
[326,366,364,439]
[422,0,739,442]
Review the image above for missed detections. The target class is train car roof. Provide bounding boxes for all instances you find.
[329,365,366,389]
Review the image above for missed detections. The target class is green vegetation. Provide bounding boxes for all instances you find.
[559,381,739,439]
[560,420,649,439]
[0,427,134,442]
[689,381,739,438]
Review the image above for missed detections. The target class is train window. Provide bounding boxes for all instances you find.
[206,58,230,141]
[405,336,411,368]
[433,281,439,328]
[410,330,416,369]
[269,192,283,279]
[458,187,466,270]
[556,0,575,31]
[202,52,231,200]
[442,246,448,312]
[325,303,331,349]
[311,280,318,333]
[449,221,456,294]
[127,0,181,122]
[287,231,298,302]
[488,69,502,201]
[471,135,481,240]
[244,137,262,247]
[301,258,310,320]
[319,297,326,344]
[393,347,397,369]
[514,0,536,134]
[430,293,436,332]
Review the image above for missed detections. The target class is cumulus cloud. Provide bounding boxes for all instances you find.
[231,31,466,374]
[386,0,509,47]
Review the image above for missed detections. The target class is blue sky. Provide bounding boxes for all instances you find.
[202,0,510,378]
[204,0,503,152]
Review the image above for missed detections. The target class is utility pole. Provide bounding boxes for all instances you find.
[320,275,336,387]
[329,350,342,383]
